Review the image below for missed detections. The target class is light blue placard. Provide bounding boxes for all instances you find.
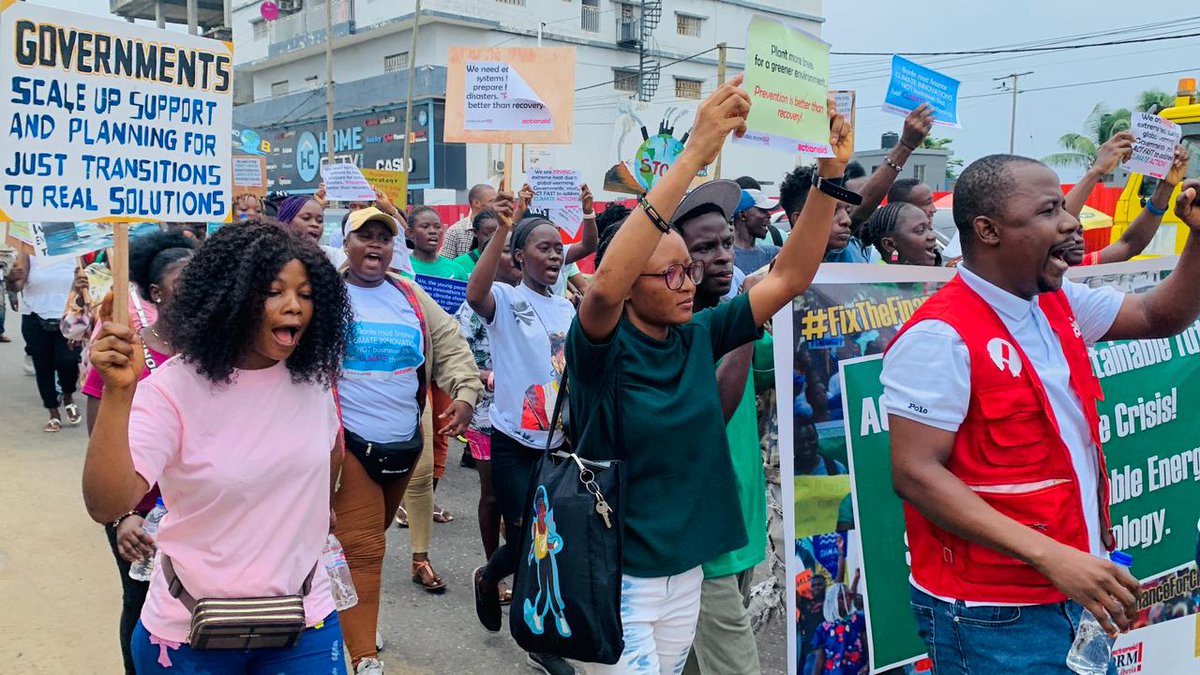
[883,55,960,127]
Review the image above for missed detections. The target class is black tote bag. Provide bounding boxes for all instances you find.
[509,369,626,664]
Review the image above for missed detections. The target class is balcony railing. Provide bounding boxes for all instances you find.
[268,0,355,58]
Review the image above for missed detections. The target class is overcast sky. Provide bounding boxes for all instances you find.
[39,0,1200,181]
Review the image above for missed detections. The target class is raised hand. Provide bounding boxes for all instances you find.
[1175,179,1200,232]
[1165,145,1191,186]
[90,321,145,391]
[314,183,328,208]
[492,190,516,228]
[901,104,934,150]
[1093,131,1135,176]
[515,184,535,223]
[580,183,594,214]
[683,73,750,168]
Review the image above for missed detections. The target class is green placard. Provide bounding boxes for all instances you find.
[738,15,831,155]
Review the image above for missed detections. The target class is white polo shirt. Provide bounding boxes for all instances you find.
[881,265,1124,559]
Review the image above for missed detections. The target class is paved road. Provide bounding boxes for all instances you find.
[0,309,785,674]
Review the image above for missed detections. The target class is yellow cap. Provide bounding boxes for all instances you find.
[344,206,399,236]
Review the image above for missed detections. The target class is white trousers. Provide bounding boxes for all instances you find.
[585,566,704,675]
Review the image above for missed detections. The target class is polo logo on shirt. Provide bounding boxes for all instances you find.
[987,338,1022,378]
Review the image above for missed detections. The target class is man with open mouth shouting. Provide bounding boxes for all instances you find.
[882,154,1200,674]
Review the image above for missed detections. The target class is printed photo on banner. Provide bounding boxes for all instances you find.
[443,47,576,144]
[1124,113,1183,180]
[0,2,233,223]
[737,15,832,155]
[528,169,584,238]
[781,260,1200,673]
[15,221,161,258]
[604,100,707,195]
[883,55,961,128]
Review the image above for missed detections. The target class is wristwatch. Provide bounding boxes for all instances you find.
[811,172,864,206]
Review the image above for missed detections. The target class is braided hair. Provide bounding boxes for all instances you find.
[594,203,633,267]
[861,203,910,257]
[162,218,352,385]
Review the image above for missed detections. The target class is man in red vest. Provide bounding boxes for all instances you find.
[883,154,1200,673]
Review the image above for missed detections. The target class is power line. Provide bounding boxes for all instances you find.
[574,46,718,93]
[829,30,1200,56]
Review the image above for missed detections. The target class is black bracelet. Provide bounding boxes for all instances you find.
[811,172,864,206]
[638,194,673,234]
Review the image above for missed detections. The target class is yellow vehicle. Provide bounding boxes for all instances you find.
[1112,78,1200,256]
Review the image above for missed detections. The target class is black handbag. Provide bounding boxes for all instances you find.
[509,369,626,664]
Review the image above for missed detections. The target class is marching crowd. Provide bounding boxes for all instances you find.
[5,72,1200,675]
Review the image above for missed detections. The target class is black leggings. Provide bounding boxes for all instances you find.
[21,313,80,410]
[105,523,150,675]
[481,430,547,586]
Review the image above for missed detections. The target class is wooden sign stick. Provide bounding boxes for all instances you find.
[111,223,129,326]
[501,143,514,193]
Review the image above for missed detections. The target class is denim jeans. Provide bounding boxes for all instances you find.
[104,523,149,675]
[909,586,1115,675]
[131,612,347,674]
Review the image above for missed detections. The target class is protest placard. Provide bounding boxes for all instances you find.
[1123,113,1182,180]
[415,275,468,315]
[604,100,708,195]
[232,156,267,197]
[359,168,409,209]
[528,169,584,238]
[831,90,856,126]
[737,16,832,155]
[444,47,576,144]
[883,55,961,127]
[320,163,376,202]
[0,2,233,223]
[19,221,161,258]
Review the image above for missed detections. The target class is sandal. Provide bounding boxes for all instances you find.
[433,506,454,524]
[44,418,62,433]
[411,559,446,593]
[64,403,82,427]
[499,581,513,606]
[0,335,11,342]
[394,505,408,528]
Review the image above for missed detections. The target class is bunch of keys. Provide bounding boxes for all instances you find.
[573,457,614,529]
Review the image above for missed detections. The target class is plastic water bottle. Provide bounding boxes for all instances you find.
[323,534,358,611]
[1066,551,1135,674]
[128,498,167,582]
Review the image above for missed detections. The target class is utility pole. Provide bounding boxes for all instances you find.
[713,42,727,179]
[401,0,423,180]
[324,0,335,165]
[995,71,1032,154]
[186,0,198,35]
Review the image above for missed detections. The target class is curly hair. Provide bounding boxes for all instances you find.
[128,230,199,301]
[162,218,352,386]
[779,165,817,221]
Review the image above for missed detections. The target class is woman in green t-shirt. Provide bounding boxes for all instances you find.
[453,210,500,276]
[566,76,857,673]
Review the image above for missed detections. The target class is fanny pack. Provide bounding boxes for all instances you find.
[163,555,317,650]
[344,428,424,484]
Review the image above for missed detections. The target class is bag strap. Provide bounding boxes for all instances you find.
[380,274,429,411]
[162,555,317,613]
[129,291,160,372]
[543,368,569,459]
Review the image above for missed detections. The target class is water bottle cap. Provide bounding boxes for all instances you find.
[155,497,165,508]
[1110,551,1134,567]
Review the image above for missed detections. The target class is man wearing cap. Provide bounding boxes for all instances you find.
[672,180,766,675]
[733,188,781,275]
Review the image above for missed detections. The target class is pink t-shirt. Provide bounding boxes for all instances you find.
[128,357,339,644]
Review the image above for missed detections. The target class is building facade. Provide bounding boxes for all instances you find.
[228,0,824,202]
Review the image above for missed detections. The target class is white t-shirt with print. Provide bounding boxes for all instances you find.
[338,283,425,443]
[486,282,574,449]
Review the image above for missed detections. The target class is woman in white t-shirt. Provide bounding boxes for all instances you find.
[465,191,588,675]
[9,252,84,431]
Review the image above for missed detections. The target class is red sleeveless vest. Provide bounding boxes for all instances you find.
[888,276,1112,604]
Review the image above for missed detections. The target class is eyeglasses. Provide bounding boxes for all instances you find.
[639,261,704,290]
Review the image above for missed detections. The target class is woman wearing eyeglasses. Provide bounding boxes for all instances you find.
[465,195,581,675]
[565,77,856,673]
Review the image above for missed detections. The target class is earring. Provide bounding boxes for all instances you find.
[890,250,900,263]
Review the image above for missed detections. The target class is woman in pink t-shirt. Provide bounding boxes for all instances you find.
[82,230,195,675]
[83,221,354,674]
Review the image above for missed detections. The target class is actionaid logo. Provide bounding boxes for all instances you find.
[987,338,1022,377]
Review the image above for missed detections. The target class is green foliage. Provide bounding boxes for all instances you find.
[1043,89,1178,169]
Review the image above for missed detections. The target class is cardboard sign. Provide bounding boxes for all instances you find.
[604,100,708,195]
[883,55,960,127]
[359,168,409,209]
[0,2,234,222]
[831,90,856,126]
[320,162,376,202]
[232,156,267,197]
[737,15,832,155]
[1124,113,1182,180]
[528,169,584,238]
[444,47,576,144]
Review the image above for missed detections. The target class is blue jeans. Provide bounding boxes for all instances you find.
[131,612,347,674]
[909,586,1115,675]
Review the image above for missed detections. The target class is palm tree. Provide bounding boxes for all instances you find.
[1135,89,1173,113]
[923,137,964,180]
[1042,103,1131,169]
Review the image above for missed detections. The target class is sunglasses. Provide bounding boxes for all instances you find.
[639,261,704,290]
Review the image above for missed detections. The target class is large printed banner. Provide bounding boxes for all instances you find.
[777,260,1200,674]
[0,2,234,222]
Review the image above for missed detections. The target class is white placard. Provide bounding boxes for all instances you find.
[232,157,263,187]
[320,162,375,202]
[1123,112,1182,180]
[0,3,233,222]
[464,61,553,132]
[529,168,583,237]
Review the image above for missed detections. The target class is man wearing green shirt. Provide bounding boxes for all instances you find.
[671,183,765,675]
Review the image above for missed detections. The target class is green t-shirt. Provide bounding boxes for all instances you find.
[566,293,759,577]
[702,368,767,579]
[453,251,480,276]
[410,256,469,281]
